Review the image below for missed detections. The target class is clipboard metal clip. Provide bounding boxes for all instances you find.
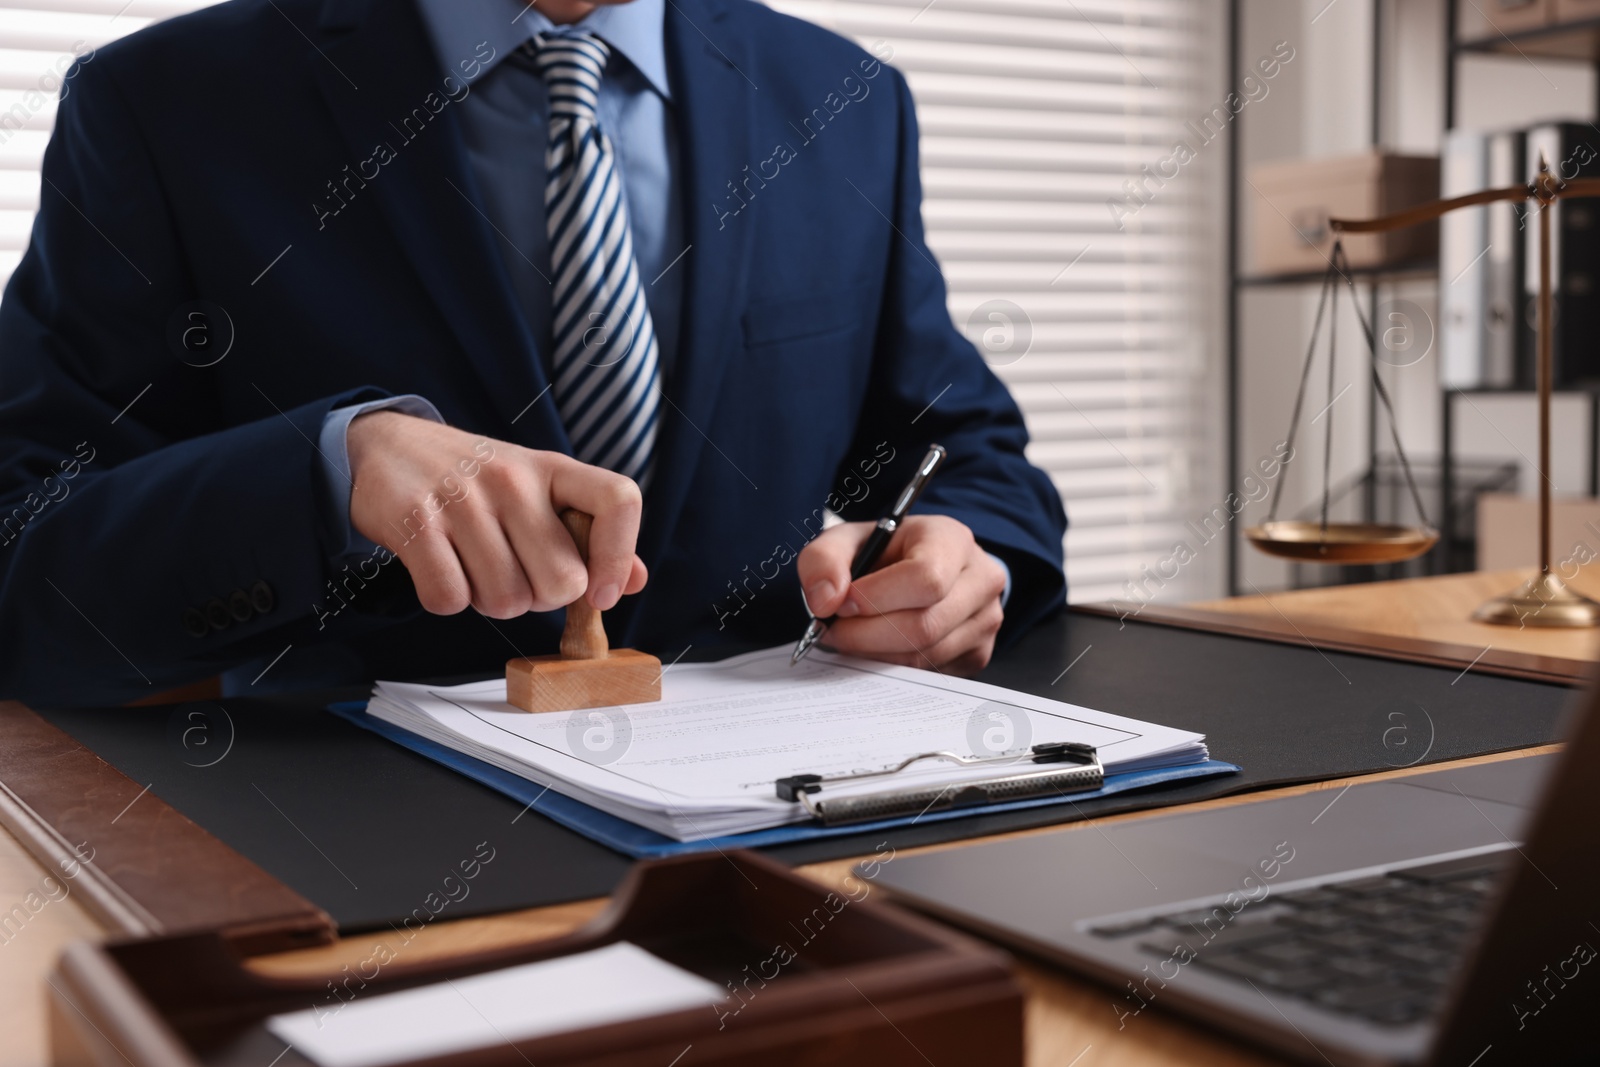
[774,742,1104,827]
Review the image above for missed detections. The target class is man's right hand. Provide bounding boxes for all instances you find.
[347,411,647,619]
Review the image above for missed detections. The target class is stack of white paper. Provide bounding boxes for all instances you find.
[367,646,1209,841]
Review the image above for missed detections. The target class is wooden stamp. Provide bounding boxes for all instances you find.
[505,510,662,714]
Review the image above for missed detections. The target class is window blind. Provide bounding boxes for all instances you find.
[767,0,1228,604]
[0,0,213,281]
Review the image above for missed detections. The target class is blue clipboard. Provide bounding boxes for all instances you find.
[329,701,1240,859]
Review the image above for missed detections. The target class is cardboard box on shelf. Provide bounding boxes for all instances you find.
[1478,493,1600,571]
[1477,0,1556,36]
[1249,152,1439,277]
[1554,0,1600,26]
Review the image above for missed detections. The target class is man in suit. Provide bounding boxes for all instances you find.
[0,0,1066,706]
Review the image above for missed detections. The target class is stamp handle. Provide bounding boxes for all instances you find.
[558,510,608,660]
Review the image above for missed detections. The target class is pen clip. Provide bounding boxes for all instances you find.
[888,444,946,518]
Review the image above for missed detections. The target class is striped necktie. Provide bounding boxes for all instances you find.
[531,32,661,489]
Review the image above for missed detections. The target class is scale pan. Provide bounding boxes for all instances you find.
[1245,521,1438,564]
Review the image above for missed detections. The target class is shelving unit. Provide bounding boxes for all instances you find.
[1436,6,1600,578]
[1227,0,1417,595]
[1226,0,1600,595]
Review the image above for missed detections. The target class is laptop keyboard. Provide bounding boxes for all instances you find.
[1091,852,1507,1027]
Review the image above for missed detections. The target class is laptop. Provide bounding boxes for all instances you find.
[870,683,1600,1065]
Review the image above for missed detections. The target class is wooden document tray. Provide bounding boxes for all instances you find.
[49,850,1023,1067]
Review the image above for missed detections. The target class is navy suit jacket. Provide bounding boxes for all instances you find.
[0,0,1066,705]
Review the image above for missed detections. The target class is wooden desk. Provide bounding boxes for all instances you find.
[2,747,1555,1067]
[4,570,1595,1067]
[245,748,1559,1067]
[1102,567,1600,685]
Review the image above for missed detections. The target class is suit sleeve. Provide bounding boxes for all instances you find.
[833,68,1067,641]
[0,60,390,706]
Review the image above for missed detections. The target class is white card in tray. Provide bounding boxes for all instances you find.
[267,942,721,1067]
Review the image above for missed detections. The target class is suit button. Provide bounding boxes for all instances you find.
[181,607,209,638]
[251,580,275,614]
[228,589,254,622]
[204,598,232,631]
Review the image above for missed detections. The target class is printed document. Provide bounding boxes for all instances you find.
[367,646,1209,840]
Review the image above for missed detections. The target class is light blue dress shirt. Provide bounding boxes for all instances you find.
[318,0,681,555]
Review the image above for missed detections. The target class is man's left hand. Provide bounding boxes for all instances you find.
[796,515,1006,676]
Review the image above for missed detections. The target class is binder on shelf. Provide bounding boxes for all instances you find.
[1441,128,1524,390]
[48,851,1025,1067]
[1525,122,1600,388]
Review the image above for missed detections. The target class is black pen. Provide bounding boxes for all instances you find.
[790,444,947,665]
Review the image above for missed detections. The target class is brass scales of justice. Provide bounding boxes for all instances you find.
[1246,156,1600,628]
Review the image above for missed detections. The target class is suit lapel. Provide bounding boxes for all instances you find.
[313,0,568,449]
[639,0,758,563]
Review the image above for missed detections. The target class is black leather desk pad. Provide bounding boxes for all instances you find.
[35,611,1578,932]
